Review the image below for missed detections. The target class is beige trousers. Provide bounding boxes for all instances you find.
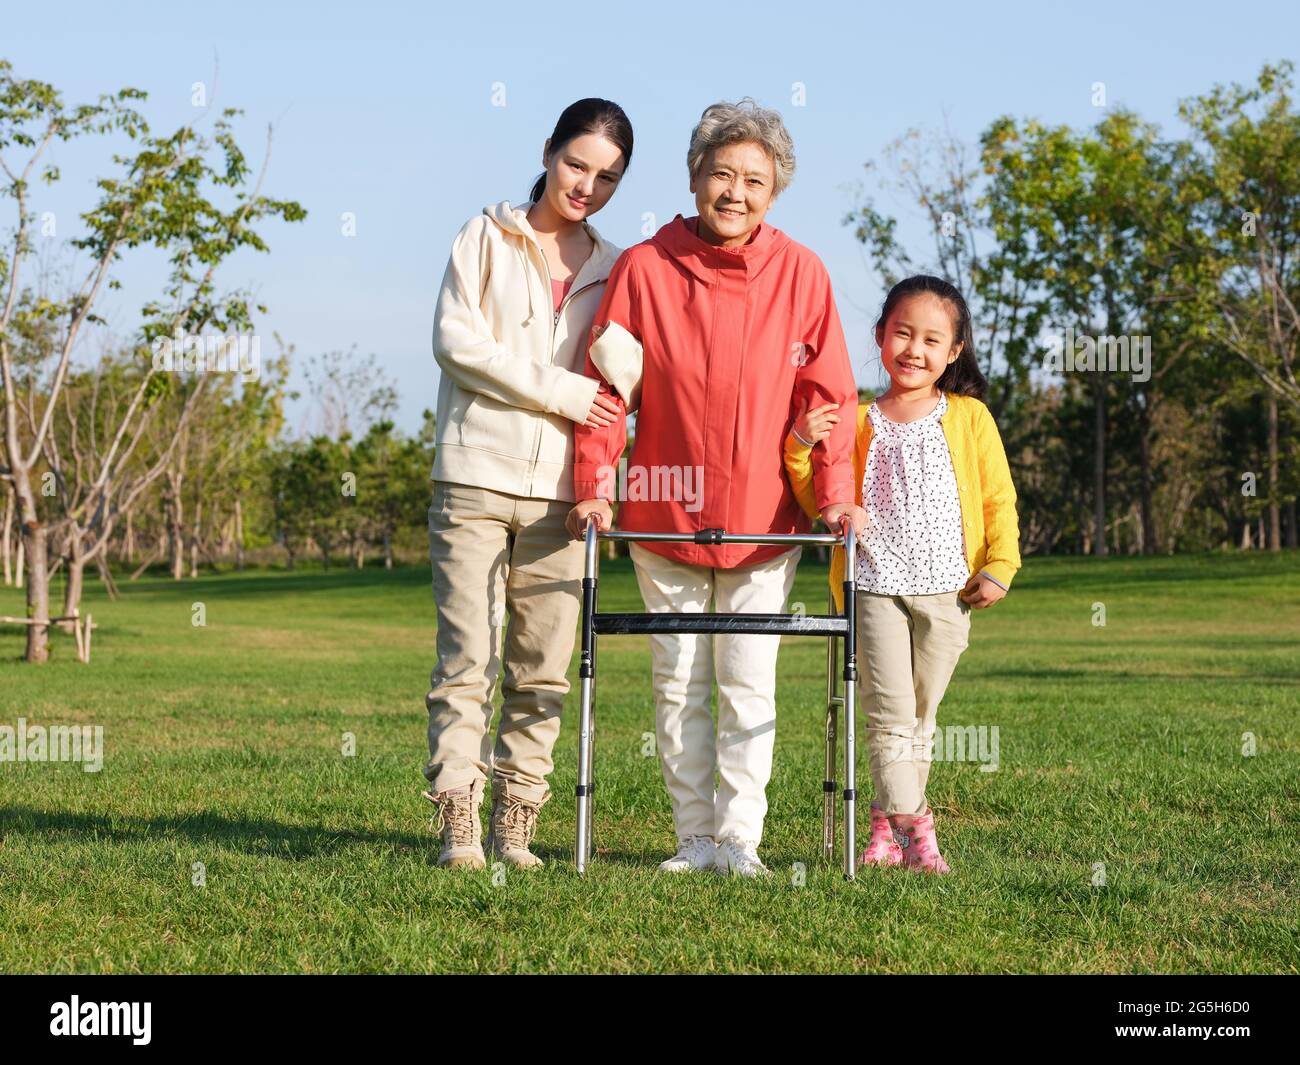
[629,543,802,846]
[856,590,971,816]
[423,481,583,804]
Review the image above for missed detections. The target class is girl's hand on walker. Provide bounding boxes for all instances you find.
[793,396,840,446]
[566,499,613,540]
[960,573,1006,609]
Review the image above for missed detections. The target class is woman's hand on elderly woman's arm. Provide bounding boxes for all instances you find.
[820,503,868,540]
[583,389,622,429]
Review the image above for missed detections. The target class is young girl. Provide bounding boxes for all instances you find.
[784,274,1020,874]
[423,99,632,870]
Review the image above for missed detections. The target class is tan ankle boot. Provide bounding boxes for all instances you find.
[485,781,549,869]
[422,780,485,869]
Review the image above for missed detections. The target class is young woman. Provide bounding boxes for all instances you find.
[423,99,633,870]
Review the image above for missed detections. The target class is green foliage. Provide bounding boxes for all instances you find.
[846,63,1300,554]
[1,56,307,607]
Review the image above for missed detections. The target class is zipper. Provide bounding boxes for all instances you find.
[533,277,607,480]
[553,279,604,332]
[513,237,552,498]
[521,231,608,490]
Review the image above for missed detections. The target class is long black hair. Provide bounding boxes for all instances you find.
[529,98,634,205]
[875,274,987,400]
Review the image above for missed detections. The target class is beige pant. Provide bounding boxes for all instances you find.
[629,543,801,846]
[423,481,583,804]
[856,591,971,817]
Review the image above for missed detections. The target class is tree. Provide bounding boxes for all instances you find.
[0,58,305,659]
[301,345,397,439]
[1181,62,1300,549]
[980,111,1185,555]
[844,122,1044,423]
[354,419,432,569]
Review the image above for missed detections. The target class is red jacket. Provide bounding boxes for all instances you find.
[573,215,857,568]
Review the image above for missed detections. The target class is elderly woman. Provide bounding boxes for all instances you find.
[567,98,864,876]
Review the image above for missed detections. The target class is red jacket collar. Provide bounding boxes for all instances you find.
[651,214,790,285]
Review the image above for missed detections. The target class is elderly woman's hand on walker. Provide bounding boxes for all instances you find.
[821,502,868,540]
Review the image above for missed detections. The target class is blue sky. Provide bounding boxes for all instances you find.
[6,0,1297,434]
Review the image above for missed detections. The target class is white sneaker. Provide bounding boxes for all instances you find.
[715,836,771,878]
[658,835,717,872]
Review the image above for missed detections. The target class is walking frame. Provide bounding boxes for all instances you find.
[574,516,861,879]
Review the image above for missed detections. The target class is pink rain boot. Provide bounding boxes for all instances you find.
[890,807,951,875]
[858,803,903,867]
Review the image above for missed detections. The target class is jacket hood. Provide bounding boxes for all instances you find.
[650,214,791,285]
[484,200,622,324]
[484,200,621,271]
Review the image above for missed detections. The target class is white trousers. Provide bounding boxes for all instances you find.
[629,543,802,846]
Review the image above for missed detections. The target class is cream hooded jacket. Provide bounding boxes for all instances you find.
[431,200,623,502]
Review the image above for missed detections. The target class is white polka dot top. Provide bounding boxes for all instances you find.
[855,394,969,596]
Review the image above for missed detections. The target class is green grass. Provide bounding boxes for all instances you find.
[1,551,1297,973]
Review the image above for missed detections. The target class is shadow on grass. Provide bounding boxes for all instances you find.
[534,842,663,869]
[0,806,686,871]
[112,565,431,602]
[0,805,429,859]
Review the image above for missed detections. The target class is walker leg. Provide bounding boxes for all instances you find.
[822,600,839,864]
[576,665,595,874]
[585,635,598,860]
[575,524,599,875]
[842,541,859,881]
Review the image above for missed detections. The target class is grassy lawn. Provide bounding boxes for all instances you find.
[0,551,1296,973]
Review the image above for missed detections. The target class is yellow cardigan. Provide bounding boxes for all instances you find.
[784,393,1022,612]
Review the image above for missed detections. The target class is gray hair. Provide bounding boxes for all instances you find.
[687,97,796,197]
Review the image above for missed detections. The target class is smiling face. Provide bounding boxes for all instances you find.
[689,141,777,247]
[875,293,963,395]
[541,131,627,221]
